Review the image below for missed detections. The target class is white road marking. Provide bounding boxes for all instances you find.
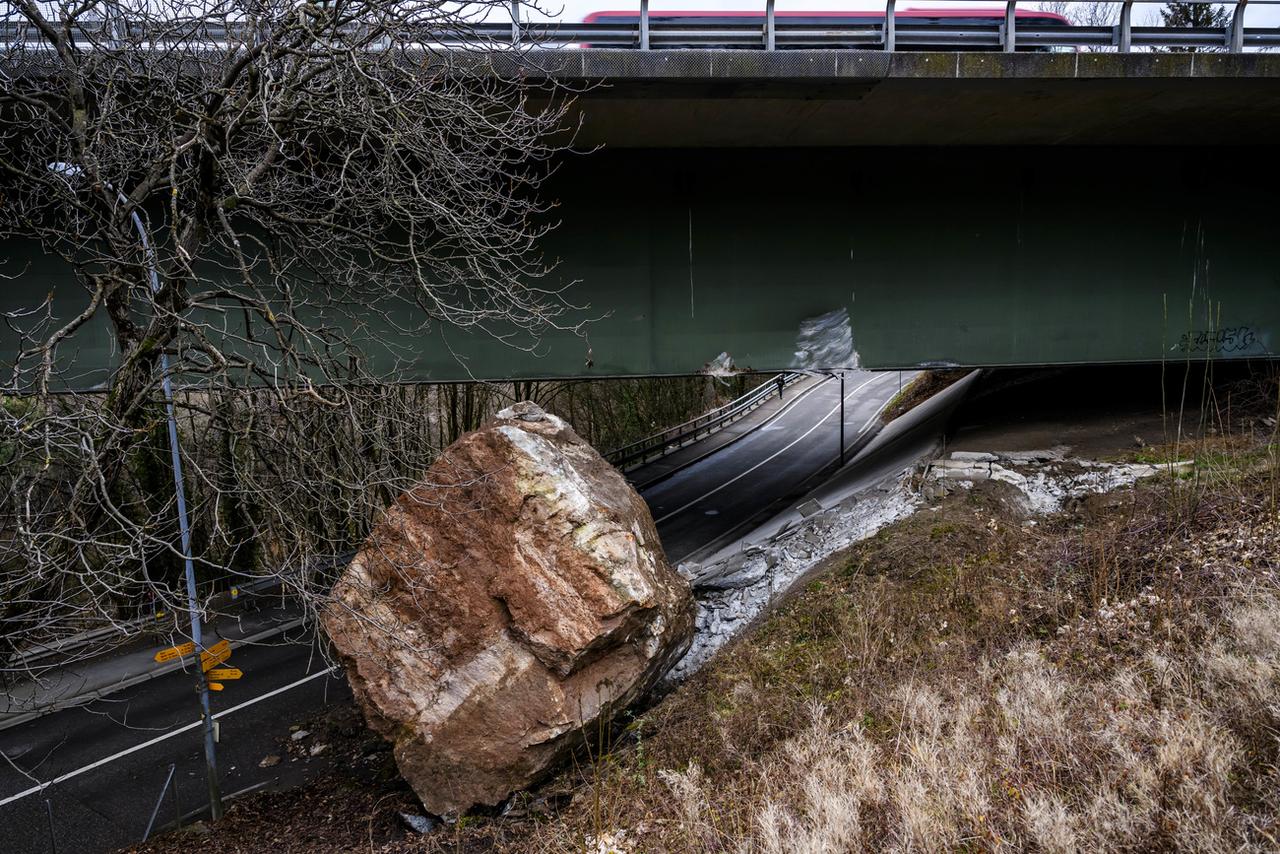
[857,371,919,434]
[647,376,833,505]
[655,372,891,524]
[0,666,338,808]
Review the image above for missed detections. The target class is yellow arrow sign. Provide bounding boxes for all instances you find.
[201,645,232,672]
[154,641,195,663]
[208,682,224,691]
[201,654,231,672]
[205,667,242,681]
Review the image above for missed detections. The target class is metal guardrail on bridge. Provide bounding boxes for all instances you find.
[606,372,806,472]
[493,0,1280,54]
[3,1,1280,54]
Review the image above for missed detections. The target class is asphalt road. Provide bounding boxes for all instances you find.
[0,370,906,853]
[650,370,906,561]
[0,618,346,853]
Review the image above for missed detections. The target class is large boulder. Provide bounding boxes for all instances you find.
[322,402,694,815]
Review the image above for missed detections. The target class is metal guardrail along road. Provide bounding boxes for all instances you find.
[606,372,805,472]
[3,1,1279,54]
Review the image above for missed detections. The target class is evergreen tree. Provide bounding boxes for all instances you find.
[1159,2,1231,51]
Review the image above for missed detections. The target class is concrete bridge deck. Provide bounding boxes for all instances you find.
[501,49,1280,146]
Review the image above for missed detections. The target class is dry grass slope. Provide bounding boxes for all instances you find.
[511,439,1280,853]
[129,403,1280,854]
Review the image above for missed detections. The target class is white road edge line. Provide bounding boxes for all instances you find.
[856,371,916,435]
[0,666,337,808]
[655,372,891,524]
[634,375,833,490]
[0,615,309,733]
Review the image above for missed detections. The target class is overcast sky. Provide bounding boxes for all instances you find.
[521,1,1280,30]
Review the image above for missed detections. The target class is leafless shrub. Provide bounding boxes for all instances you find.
[1039,1,1120,51]
[0,0,589,680]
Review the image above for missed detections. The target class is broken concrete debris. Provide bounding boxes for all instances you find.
[669,446,1193,686]
[924,449,1193,513]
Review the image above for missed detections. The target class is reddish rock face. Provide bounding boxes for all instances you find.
[321,402,694,815]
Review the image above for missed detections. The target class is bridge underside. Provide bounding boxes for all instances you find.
[7,145,1276,383]
[3,53,1278,383]
[528,145,1278,376]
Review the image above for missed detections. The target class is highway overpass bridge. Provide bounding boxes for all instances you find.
[3,48,1279,382]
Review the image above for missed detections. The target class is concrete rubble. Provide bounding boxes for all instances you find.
[669,446,1191,684]
[923,448,1193,514]
[668,476,919,683]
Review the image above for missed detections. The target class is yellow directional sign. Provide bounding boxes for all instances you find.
[154,641,196,663]
[208,682,225,691]
[200,640,232,671]
[205,667,243,681]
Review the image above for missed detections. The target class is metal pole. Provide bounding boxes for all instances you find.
[839,372,846,467]
[510,0,519,45]
[142,764,177,842]
[640,0,649,50]
[128,201,222,822]
[1118,1,1133,52]
[172,773,181,832]
[1003,0,1016,52]
[51,163,224,820]
[884,0,896,52]
[765,0,775,50]
[1230,0,1248,53]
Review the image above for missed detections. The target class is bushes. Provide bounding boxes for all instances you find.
[0,375,754,667]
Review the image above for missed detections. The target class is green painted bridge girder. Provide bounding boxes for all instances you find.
[533,147,1278,375]
[2,146,1277,385]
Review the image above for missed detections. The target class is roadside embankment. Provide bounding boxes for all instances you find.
[495,432,1280,853]
[125,365,1280,853]
[128,428,1279,854]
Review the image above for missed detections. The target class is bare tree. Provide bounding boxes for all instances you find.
[1039,1,1119,50]
[0,0,581,677]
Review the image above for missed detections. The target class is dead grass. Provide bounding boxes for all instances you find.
[129,405,1280,854]
[880,370,970,424]
[490,438,1280,853]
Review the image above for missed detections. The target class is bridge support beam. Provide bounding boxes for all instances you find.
[5,146,1276,384]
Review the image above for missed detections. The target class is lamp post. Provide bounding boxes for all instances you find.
[47,163,222,821]
[822,369,846,468]
[838,370,846,467]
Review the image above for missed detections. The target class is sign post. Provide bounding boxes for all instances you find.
[199,640,232,670]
